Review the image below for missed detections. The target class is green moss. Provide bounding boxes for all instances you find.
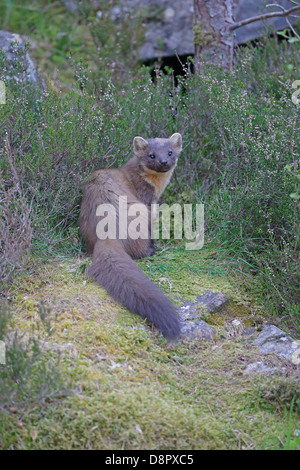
[205,301,261,328]
[1,253,299,450]
[193,21,215,49]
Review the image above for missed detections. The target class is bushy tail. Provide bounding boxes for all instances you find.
[88,240,181,341]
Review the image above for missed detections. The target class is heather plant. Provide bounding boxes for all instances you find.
[179,48,299,322]
[0,301,67,413]
[77,1,145,80]
[0,130,33,284]
[0,169,33,284]
[0,58,181,247]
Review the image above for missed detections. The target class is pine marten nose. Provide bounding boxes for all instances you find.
[161,160,168,166]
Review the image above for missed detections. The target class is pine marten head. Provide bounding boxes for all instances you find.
[133,133,182,173]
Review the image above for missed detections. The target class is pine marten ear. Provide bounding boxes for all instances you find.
[169,133,182,151]
[133,136,148,157]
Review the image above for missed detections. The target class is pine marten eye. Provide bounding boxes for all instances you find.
[168,151,173,156]
[149,154,155,159]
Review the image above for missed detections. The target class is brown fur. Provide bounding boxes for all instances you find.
[80,133,182,340]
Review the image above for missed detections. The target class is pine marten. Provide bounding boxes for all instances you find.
[79,133,182,341]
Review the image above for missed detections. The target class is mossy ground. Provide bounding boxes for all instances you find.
[1,245,299,450]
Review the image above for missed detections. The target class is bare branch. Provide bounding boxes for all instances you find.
[266,3,285,12]
[230,4,300,31]
[285,15,300,39]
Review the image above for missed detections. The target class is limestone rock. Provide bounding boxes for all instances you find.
[179,290,228,321]
[254,324,300,363]
[0,30,42,87]
[245,361,282,375]
[180,320,216,341]
[178,290,227,340]
[195,290,229,313]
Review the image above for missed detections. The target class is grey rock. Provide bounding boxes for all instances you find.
[114,0,195,61]
[241,325,257,336]
[179,290,228,321]
[195,290,229,313]
[254,324,300,363]
[180,320,216,341]
[0,30,42,87]
[245,361,282,375]
[109,1,298,61]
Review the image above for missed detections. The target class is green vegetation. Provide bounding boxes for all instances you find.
[0,0,299,450]
[1,257,299,450]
